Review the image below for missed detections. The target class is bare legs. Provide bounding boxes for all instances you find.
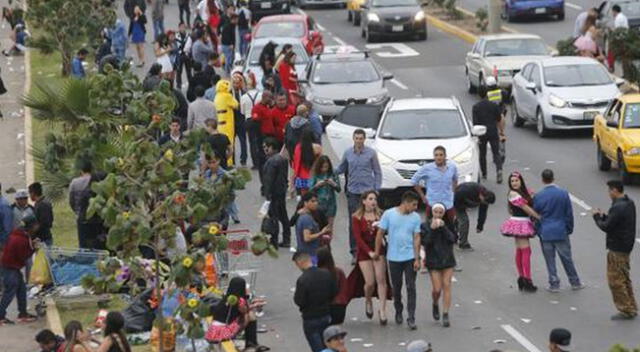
[359,257,388,321]
[134,43,145,66]
[430,268,454,326]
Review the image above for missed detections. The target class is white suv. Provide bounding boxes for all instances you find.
[326,98,486,204]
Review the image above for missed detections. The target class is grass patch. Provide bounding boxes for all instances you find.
[56,296,150,352]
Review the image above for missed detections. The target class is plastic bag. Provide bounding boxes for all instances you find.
[29,249,52,285]
[123,289,156,333]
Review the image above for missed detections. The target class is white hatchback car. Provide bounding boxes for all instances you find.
[326,98,486,203]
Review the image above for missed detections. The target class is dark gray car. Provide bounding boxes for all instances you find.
[360,0,427,42]
[300,51,393,123]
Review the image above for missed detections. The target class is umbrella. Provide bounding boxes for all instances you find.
[574,35,597,53]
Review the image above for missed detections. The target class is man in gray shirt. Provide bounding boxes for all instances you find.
[335,128,382,261]
[188,86,216,130]
[191,32,214,70]
[151,0,165,41]
[69,161,92,248]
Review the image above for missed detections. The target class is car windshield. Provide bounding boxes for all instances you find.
[484,38,548,57]
[544,64,613,87]
[255,22,305,38]
[623,103,640,128]
[372,0,417,7]
[248,43,309,65]
[312,61,380,84]
[379,109,466,139]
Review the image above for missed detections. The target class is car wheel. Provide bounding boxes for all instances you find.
[511,100,525,127]
[417,31,427,41]
[466,69,477,94]
[618,151,633,184]
[365,27,376,43]
[348,9,353,21]
[536,108,550,137]
[354,12,361,26]
[558,11,565,20]
[478,73,486,97]
[597,142,612,171]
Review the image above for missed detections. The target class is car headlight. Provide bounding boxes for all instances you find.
[367,94,386,104]
[312,97,334,105]
[549,94,567,108]
[377,151,394,166]
[414,11,425,21]
[626,147,640,156]
[452,146,473,164]
[368,13,380,22]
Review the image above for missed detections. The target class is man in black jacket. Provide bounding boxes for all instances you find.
[593,180,638,320]
[261,137,290,247]
[28,182,53,246]
[472,78,505,184]
[293,251,337,352]
[454,182,495,251]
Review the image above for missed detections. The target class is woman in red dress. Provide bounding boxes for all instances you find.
[207,0,220,49]
[352,190,388,325]
[277,51,299,106]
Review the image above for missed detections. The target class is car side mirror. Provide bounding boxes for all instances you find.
[383,73,394,80]
[525,81,537,93]
[471,125,487,136]
[607,120,619,128]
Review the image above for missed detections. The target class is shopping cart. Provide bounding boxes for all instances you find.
[215,230,262,296]
[33,247,110,316]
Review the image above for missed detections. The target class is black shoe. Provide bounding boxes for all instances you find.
[611,312,637,320]
[459,243,474,251]
[278,242,290,248]
[407,319,417,330]
[379,310,387,326]
[523,278,538,293]
[365,301,373,319]
[442,313,450,328]
[395,311,403,325]
[517,277,525,291]
[496,171,503,184]
[432,304,440,321]
[481,173,487,180]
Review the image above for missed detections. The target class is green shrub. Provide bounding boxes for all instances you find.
[476,7,488,32]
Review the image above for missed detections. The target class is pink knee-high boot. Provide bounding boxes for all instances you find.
[515,248,524,277]
[521,247,532,280]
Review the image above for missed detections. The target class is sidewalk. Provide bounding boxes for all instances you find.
[0,0,47,349]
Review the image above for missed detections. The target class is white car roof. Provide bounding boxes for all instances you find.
[478,33,543,41]
[388,98,458,111]
[538,56,601,67]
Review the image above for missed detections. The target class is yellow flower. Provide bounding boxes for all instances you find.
[123,125,131,131]
[182,257,193,268]
[122,211,130,220]
[117,158,125,167]
[187,298,198,308]
[208,224,220,235]
[164,149,174,162]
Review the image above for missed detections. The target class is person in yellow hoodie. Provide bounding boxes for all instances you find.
[214,79,239,166]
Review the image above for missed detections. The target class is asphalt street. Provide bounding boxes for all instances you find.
[115,2,639,351]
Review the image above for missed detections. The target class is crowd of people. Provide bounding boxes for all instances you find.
[0,0,638,350]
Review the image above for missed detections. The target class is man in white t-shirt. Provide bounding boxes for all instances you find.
[613,4,630,28]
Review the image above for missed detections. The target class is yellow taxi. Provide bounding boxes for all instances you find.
[593,94,640,184]
[347,0,366,25]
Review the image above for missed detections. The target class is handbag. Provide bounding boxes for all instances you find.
[260,216,278,236]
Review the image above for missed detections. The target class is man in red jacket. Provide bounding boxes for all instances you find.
[271,92,296,143]
[0,215,39,325]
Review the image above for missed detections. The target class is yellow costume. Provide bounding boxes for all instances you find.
[214,80,239,166]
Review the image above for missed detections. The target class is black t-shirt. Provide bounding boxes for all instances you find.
[472,99,502,139]
[207,133,231,169]
[220,19,236,46]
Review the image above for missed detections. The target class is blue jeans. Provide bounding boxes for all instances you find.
[302,315,331,352]
[346,192,361,255]
[540,238,581,288]
[221,44,234,74]
[0,269,28,319]
[238,28,250,57]
[153,19,165,41]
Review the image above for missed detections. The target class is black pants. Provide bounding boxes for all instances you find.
[389,259,417,322]
[175,54,192,89]
[248,123,265,172]
[346,192,361,255]
[478,136,502,177]
[235,118,248,165]
[178,3,191,27]
[268,196,290,246]
[330,304,346,325]
[456,206,470,247]
[245,320,258,346]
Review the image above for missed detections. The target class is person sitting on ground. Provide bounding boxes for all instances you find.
[2,23,28,56]
[98,311,131,352]
[35,329,65,352]
[71,49,89,79]
[61,320,96,352]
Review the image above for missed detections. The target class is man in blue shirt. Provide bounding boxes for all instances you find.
[71,49,88,79]
[375,191,421,330]
[411,145,458,222]
[533,169,584,292]
[296,192,331,261]
[335,129,382,261]
[0,183,14,245]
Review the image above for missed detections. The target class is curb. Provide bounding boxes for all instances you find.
[45,297,64,335]
[426,14,477,44]
[23,0,34,185]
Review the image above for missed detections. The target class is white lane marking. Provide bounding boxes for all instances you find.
[317,23,326,31]
[390,78,409,90]
[364,43,420,58]
[636,238,640,244]
[333,36,348,46]
[324,44,358,53]
[569,193,592,211]
[565,2,583,10]
[501,324,543,352]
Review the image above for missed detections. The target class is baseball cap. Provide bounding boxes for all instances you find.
[550,328,572,351]
[15,189,28,199]
[407,340,432,352]
[322,325,347,342]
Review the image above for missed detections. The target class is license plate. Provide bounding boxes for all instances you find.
[584,111,598,120]
[535,7,546,13]
[392,25,403,32]
[261,2,271,8]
